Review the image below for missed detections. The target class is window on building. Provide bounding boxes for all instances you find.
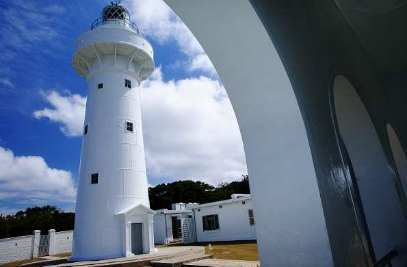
[91,173,99,184]
[219,205,223,208]
[98,83,103,89]
[242,201,246,205]
[202,214,219,231]
[125,79,131,88]
[248,209,255,226]
[126,122,133,132]
[84,125,88,135]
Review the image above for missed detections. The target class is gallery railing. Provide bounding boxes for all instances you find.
[91,17,140,33]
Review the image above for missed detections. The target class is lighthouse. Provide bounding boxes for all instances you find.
[71,3,155,260]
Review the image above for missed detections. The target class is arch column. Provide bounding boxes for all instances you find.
[164,1,333,266]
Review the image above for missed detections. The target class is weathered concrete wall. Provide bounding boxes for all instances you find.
[0,235,33,264]
[0,230,73,264]
[55,231,73,254]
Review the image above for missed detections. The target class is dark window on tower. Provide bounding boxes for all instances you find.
[98,83,103,89]
[84,125,88,135]
[125,79,131,88]
[126,122,133,132]
[91,173,98,184]
[202,214,219,231]
[242,201,246,205]
[248,209,255,226]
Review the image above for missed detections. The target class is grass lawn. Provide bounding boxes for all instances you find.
[175,240,259,261]
[1,242,258,267]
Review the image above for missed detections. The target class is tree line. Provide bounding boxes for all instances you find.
[0,206,74,239]
[149,175,250,209]
[0,175,250,238]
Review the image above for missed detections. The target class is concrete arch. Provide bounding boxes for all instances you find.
[163,0,407,266]
[163,1,333,266]
[387,124,407,203]
[332,75,407,266]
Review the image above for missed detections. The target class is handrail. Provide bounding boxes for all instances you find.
[91,17,140,33]
[373,250,397,267]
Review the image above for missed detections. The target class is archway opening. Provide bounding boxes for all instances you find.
[387,124,407,197]
[332,75,406,264]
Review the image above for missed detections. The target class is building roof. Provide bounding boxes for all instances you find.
[154,209,192,215]
[116,204,155,215]
[192,195,252,209]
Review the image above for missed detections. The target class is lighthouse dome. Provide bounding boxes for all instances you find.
[102,2,130,21]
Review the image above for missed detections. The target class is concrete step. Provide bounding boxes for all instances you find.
[28,247,205,267]
[150,254,213,267]
[183,259,260,267]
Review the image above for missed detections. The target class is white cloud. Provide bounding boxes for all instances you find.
[189,54,217,76]
[123,0,202,56]
[0,147,76,207]
[33,71,247,184]
[141,68,247,184]
[0,77,14,88]
[0,1,63,51]
[33,91,86,137]
[123,0,217,75]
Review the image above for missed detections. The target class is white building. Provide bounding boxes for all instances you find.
[153,205,194,245]
[193,195,256,243]
[71,3,155,261]
[154,196,256,244]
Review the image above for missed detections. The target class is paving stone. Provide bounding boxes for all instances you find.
[183,259,260,267]
[21,247,205,267]
[150,253,213,267]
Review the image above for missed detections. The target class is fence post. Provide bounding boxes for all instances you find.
[32,230,40,258]
[48,229,56,256]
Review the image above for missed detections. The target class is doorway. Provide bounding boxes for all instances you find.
[171,216,182,240]
[131,223,143,255]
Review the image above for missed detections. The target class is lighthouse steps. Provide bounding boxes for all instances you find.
[150,253,213,267]
[31,246,206,267]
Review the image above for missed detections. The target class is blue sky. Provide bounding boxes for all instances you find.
[0,0,247,215]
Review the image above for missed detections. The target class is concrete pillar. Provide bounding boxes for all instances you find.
[148,214,156,253]
[48,229,56,256]
[32,230,40,258]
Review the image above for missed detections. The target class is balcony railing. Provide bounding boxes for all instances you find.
[91,17,140,33]
[373,250,397,267]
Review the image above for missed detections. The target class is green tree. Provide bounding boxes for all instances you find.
[0,206,74,238]
[148,175,250,209]
[149,180,216,209]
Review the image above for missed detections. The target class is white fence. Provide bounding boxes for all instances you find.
[55,231,73,254]
[0,229,73,264]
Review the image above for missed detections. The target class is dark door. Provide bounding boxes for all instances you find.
[131,223,143,254]
[172,216,181,239]
[38,235,50,257]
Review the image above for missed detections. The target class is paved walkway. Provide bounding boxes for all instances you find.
[184,259,260,267]
[21,247,205,267]
[20,247,260,267]
[150,253,213,266]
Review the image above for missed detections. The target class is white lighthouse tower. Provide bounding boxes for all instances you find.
[71,3,155,260]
